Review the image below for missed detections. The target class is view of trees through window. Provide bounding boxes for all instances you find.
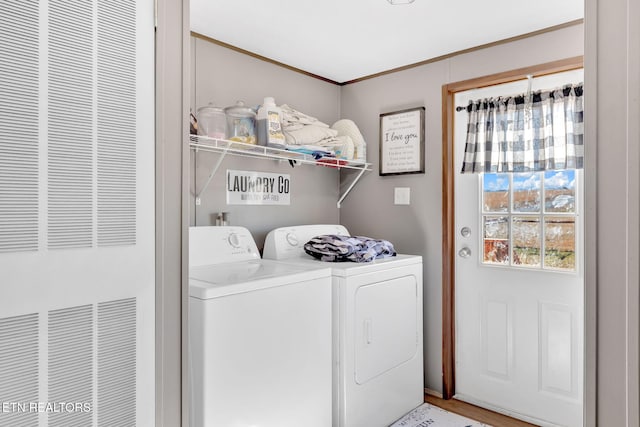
[482,171,577,271]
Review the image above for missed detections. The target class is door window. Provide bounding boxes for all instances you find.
[481,170,577,271]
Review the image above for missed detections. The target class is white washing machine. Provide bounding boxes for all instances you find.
[189,226,333,427]
[263,225,424,427]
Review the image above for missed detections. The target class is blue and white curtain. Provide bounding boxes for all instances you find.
[461,83,584,173]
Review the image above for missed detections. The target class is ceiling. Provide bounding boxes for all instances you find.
[190,0,583,84]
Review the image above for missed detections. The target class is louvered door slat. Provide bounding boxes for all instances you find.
[0,0,39,254]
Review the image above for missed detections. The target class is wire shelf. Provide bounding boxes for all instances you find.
[189,135,371,171]
[189,134,371,208]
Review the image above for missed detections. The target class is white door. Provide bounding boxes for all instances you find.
[454,70,584,427]
[0,1,155,426]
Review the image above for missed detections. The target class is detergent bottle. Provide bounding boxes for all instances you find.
[256,97,286,147]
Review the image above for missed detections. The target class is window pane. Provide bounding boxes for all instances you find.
[544,170,575,213]
[512,216,541,267]
[483,173,509,212]
[513,173,541,212]
[544,216,576,270]
[483,215,509,264]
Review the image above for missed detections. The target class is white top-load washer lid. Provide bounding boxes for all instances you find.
[190,259,331,299]
[189,226,331,299]
[263,225,422,276]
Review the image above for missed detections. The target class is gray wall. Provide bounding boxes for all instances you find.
[338,23,584,393]
[190,37,342,247]
[585,0,640,424]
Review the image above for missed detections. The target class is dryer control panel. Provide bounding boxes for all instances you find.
[263,224,349,260]
[190,226,260,267]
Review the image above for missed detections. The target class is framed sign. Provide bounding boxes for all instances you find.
[379,107,425,176]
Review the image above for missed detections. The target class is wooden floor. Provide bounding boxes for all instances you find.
[425,394,538,427]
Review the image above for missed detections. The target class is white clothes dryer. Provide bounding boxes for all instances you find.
[263,224,424,427]
[189,226,333,427]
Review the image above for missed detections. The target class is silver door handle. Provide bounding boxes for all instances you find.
[458,247,472,258]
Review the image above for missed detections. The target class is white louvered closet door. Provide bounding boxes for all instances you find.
[0,1,155,426]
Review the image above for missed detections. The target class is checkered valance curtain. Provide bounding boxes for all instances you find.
[460,83,584,173]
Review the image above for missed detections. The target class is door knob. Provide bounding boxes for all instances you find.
[458,247,472,258]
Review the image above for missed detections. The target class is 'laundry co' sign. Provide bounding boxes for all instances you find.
[226,169,291,205]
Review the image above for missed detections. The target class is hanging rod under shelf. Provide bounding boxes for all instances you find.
[189,135,371,208]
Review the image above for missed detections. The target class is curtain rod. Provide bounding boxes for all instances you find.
[456,80,583,112]
[457,74,535,112]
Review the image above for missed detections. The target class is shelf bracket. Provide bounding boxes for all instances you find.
[195,143,230,205]
[337,167,368,209]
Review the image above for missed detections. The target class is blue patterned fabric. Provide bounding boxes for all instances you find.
[303,234,396,263]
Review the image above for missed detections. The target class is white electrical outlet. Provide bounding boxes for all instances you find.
[394,187,410,205]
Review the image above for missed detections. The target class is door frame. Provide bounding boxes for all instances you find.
[440,56,585,399]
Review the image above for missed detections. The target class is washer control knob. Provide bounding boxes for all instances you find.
[286,232,299,247]
[227,233,241,248]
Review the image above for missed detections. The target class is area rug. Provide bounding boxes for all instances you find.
[389,403,492,427]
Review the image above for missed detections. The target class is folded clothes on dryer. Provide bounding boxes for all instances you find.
[304,234,396,263]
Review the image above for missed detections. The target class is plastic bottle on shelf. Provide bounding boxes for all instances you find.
[256,97,286,147]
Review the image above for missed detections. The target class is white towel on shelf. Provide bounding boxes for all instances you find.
[331,119,367,162]
[284,125,338,146]
[336,136,355,160]
[280,104,330,128]
[281,122,305,131]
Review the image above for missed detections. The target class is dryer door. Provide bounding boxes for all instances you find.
[354,274,419,384]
